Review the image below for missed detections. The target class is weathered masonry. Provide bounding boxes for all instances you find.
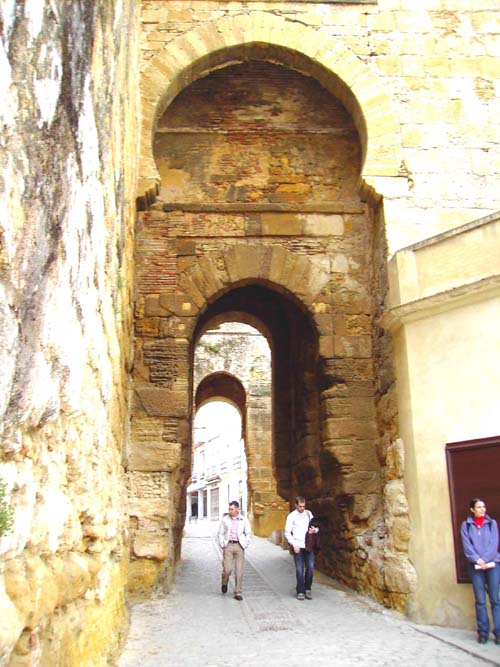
[131,52,414,611]
[1,2,500,665]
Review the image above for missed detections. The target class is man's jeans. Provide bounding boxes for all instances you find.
[294,548,315,594]
[469,562,500,636]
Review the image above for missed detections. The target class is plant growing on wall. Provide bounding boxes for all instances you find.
[0,478,14,537]
[201,342,221,355]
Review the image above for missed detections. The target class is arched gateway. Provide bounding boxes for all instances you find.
[129,12,416,611]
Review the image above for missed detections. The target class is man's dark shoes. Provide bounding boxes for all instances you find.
[221,584,227,594]
[234,594,243,601]
[478,634,488,644]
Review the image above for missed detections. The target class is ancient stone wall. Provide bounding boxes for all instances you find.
[140,1,500,253]
[0,2,139,665]
[131,46,405,607]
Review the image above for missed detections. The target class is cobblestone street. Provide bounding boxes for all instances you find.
[117,523,500,667]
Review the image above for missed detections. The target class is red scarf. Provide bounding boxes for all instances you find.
[473,516,486,529]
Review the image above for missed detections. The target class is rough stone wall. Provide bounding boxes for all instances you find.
[0,2,139,665]
[133,54,402,606]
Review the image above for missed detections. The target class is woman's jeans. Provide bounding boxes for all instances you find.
[294,548,315,594]
[469,562,500,636]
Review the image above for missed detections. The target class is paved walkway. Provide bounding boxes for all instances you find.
[117,521,500,667]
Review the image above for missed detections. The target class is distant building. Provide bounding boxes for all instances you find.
[186,415,248,522]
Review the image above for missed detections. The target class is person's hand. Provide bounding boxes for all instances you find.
[294,546,300,554]
[477,558,486,569]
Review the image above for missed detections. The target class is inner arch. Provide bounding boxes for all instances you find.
[192,283,321,534]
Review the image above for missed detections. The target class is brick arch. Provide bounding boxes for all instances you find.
[195,372,246,414]
[138,11,402,206]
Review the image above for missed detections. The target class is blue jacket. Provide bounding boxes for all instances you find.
[461,515,500,564]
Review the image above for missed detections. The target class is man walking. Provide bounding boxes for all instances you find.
[285,496,319,600]
[217,501,252,601]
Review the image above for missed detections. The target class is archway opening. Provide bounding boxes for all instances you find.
[193,283,321,537]
[187,399,247,523]
[191,320,275,534]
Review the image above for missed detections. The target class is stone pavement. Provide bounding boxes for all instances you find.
[117,521,500,667]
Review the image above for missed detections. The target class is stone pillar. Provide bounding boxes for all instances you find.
[127,327,192,596]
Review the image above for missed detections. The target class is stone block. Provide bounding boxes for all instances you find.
[185,263,213,300]
[324,396,375,421]
[158,294,199,317]
[319,335,335,358]
[144,295,170,317]
[134,387,189,418]
[314,313,334,336]
[322,441,354,467]
[177,273,205,309]
[128,437,182,473]
[324,417,377,440]
[383,554,417,594]
[128,496,170,521]
[263,213,303,236]
[224,244,273,283]
[341,471,380,495]
[127,559,162,598]
[304,261,331,302]
[387,515,411,552]
[135,317,159,337]
[177,256,197,274]
[159,316,195,339]
[176,239,197,256]
[332,254,349,273]
[268,245,289,285]
[350,494,380,522]
[384,478,409,517]
[197,254,225,297]
[286,255,313,297]
[384,438,405,479]
[334,334,372,358]
[132,531,168,561]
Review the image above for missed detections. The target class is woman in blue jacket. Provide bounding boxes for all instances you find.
[460,497,500,644]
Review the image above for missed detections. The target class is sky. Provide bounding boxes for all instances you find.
[194,400,242,444]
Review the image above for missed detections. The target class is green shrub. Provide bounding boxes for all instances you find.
[0,478,14,538]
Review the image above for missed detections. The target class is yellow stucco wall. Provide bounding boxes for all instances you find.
[387,214,500,627]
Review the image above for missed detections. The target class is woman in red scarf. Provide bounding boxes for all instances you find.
[461,497,500,644]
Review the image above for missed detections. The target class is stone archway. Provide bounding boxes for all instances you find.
[131,33,415,612]
[137,11,403,208]
[190,371,248,523]
[129,247,328,594]
[193,285,322,536]
[195,372,247,418]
